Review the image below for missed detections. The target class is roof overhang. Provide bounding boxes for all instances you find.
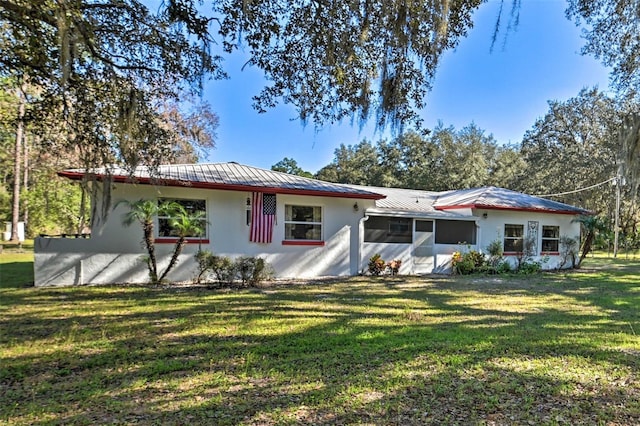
[434,204,591,215]
[364,208,477,220]
[58,170,386,200]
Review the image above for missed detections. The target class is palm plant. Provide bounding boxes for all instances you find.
[572,215,607,267]
[117,199,164,283]
[157,204,205,282]
[118,199,204,284]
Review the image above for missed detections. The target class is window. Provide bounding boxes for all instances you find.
[504,224,524,252]
[541,225,560,252]
[364,216,412,243]
[284,205,322,241]
[389,219,411,236]
[415,220,434,232]
[434,220,476,244]
[158,198,207,238]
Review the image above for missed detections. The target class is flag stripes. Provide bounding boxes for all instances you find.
[249,192,276,243]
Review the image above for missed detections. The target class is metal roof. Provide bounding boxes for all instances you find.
[433,186,591,215]
[58,162,385,200]
[58,163,590,214]
[346,185,472,219]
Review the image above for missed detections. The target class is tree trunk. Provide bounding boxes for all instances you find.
[143,221,158,283]
[78,184,87,234]
[158,237,186,283]
[577,232,595,268]
[10,84,26,242]
[22,132,28,232]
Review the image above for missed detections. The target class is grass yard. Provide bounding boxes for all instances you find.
[0,256,639,424]
[0,240,34,289]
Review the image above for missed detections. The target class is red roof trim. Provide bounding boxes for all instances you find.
[58,171,385,200]
[434,203,586,215]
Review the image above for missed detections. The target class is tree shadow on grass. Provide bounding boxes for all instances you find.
[1,278,638,424]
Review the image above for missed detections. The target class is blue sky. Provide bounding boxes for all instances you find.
[200,0,611,173]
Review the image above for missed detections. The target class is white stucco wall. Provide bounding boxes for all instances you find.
[359,209,581,275]
[474,208,581,270]
[33,182,584,286]
[34,183,376,286]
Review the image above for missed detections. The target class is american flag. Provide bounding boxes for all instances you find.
[249,192,276,243]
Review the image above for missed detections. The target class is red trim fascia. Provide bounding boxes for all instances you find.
[57,171,385,200]
[155,238,210,244]
[281,240,325,246]
[434,203,588,215]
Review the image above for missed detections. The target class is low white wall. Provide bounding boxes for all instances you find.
[34,238,202,286]
[34,230,355,286]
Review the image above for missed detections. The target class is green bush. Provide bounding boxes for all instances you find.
[236,256,273,286]
[195,251,274,286]
[486,239,504,267]
[518,261,542,275]
[466,250,486,268]
[455,258,475,275]
[452,249,486,275]
[212,256,237,285]
[496,261,512,274]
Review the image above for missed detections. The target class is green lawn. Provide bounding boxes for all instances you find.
[0,240,34,289]
[0,255,639,425]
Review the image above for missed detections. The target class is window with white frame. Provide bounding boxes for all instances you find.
[284,205,322,240]
[504,224,524,252]
[541,225,560,252]
[157,198,207,238]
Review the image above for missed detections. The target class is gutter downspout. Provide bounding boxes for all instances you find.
[357,214,370,275]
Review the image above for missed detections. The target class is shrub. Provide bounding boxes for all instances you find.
[466,250,486,268]
[195,250,215,283]
[211,256,237,285]
[368,254,386,276]
[558,235,578,269]
[455,258,475,275]
[194,252,273,286]
[486,239,503,267]
[236,256,273,286]
[451,251,463,269]
[518,260,542,275]
[387,259,402,275]
[514,235,537,272]
[496,260,512,274]
[452,249,486,275]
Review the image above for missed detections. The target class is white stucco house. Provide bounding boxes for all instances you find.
[34,162,590,286]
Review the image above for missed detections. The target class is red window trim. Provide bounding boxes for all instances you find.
[504,251,560,256]
[156,238,210,244]
[281,240,325,246]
